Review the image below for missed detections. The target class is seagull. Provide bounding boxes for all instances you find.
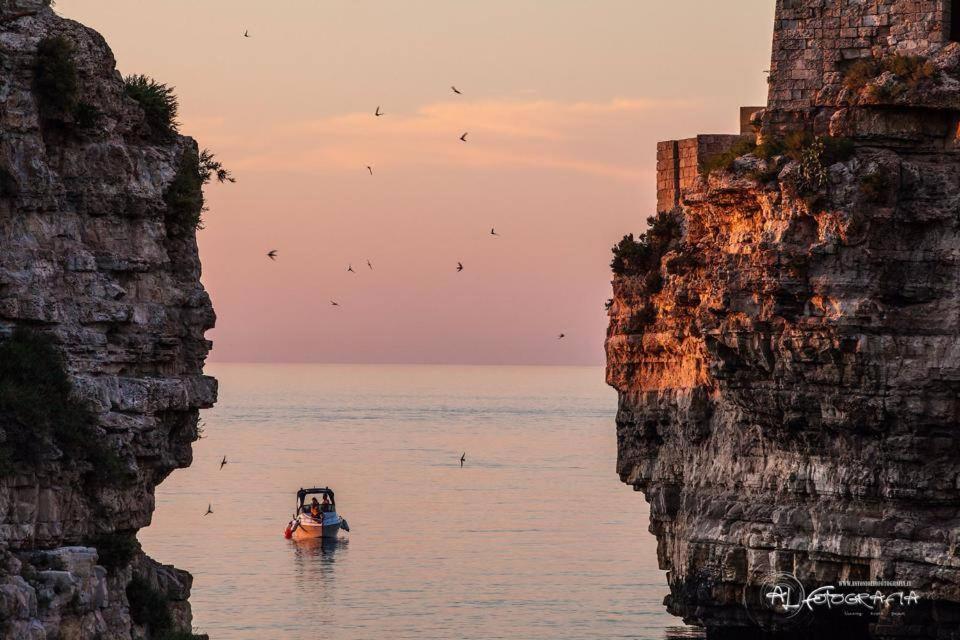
[451,86,462,95]
[457,262,463,272]
[460,132,468,142]
[331,300,340,306]
[347,264,355,273]
[367,166,373,175]
[460,452,466,467]
[490,228,499,237]
[367,260,374,270]
[220,455,227,470]
[558,333,566,340]
[267,250,278,261]
[375,105,383,117]
[204,504,213,516]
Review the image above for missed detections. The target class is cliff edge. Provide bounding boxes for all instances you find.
[607,2,960,638]
[0,1,216,638]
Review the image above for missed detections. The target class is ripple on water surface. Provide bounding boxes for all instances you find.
[140,364,694,640]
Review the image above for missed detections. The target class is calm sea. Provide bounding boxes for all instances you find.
[138,364,701,639]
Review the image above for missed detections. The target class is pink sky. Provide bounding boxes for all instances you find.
[57,1,775,364]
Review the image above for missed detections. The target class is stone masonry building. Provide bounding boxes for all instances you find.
[769,0,951,118]
[656,107,762,214]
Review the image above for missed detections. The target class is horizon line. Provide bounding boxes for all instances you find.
[205,360,607,367]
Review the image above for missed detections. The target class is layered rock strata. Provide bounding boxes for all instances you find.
[607,2,960,637]
[0,1,215,637]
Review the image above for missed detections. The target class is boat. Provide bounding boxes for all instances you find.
[284,487,350,540]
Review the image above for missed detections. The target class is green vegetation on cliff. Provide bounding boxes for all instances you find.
[124,74,179,141]
[0,330,124,482]
[164,148,234,232]
[701,131,854,179]
[127,576,207,639]
[33,36,78,119]
[844,53,936,97]
[32,35,101,131]
[611,211,682,284]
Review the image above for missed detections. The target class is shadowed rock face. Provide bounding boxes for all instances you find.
[0,2,215,637]
[607,11,960,640]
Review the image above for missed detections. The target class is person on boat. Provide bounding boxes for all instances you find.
[309,497,322,519]
[321,494,332,512]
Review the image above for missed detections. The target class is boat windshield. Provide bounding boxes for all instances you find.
[296,487,336,514]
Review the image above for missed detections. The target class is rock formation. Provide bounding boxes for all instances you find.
[0,1,216,637]
[607,2,960,638]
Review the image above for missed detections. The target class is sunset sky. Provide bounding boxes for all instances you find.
[57,1,775,364]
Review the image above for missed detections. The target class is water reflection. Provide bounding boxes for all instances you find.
[290,537,347,592]
[291,536,347,561]
[664,626,707,639]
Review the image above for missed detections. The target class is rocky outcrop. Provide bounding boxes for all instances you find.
[0,1,215,638]
[607,4,960,639]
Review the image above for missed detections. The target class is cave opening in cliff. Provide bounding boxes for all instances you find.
[952,1,960,42]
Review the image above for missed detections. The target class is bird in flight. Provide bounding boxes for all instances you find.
[451,86,462,95]
[267,250,278,261]
[457,262,463,272]
[490,228,499,237]
[375,106,383,117]
[367,260,374,270]
[347,264,356,273]
[460,132,468,142]
[367,166,373,175]
[244,30,250,38]
[460,452,466,467]
[558,333,566,340]
[220,455,227,470]
[204,504,213,516]
[331,300,340,307]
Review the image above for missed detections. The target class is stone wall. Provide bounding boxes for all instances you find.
[766,0,950,130]
[656,134,750,213]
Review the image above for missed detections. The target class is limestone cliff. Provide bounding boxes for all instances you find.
[607,2,960,638]
[0,1,216,638]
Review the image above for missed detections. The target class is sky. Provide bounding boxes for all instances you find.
[56,0,776,365]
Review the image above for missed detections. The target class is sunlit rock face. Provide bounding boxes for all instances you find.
[0,1,215,637]
[607,2,960,638]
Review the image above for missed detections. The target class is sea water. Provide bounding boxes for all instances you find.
[139,364,702,639]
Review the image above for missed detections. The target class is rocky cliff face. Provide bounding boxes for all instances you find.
[607,19,960,640]
[0,1,215,638]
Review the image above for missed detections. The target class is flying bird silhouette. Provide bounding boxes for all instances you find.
[460,452,466,467]
[267,250,278,261]
[460,132,468,142]
[204,504,213,516]
[490,228,499,237]
[367,166,373,175]
[457,262,463,272]
[220,455,227,470]
[367,260,374,270]
[375,105,383,117]
[331,300,340,307]
[347,264,355,273]
[451,86,462,95]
